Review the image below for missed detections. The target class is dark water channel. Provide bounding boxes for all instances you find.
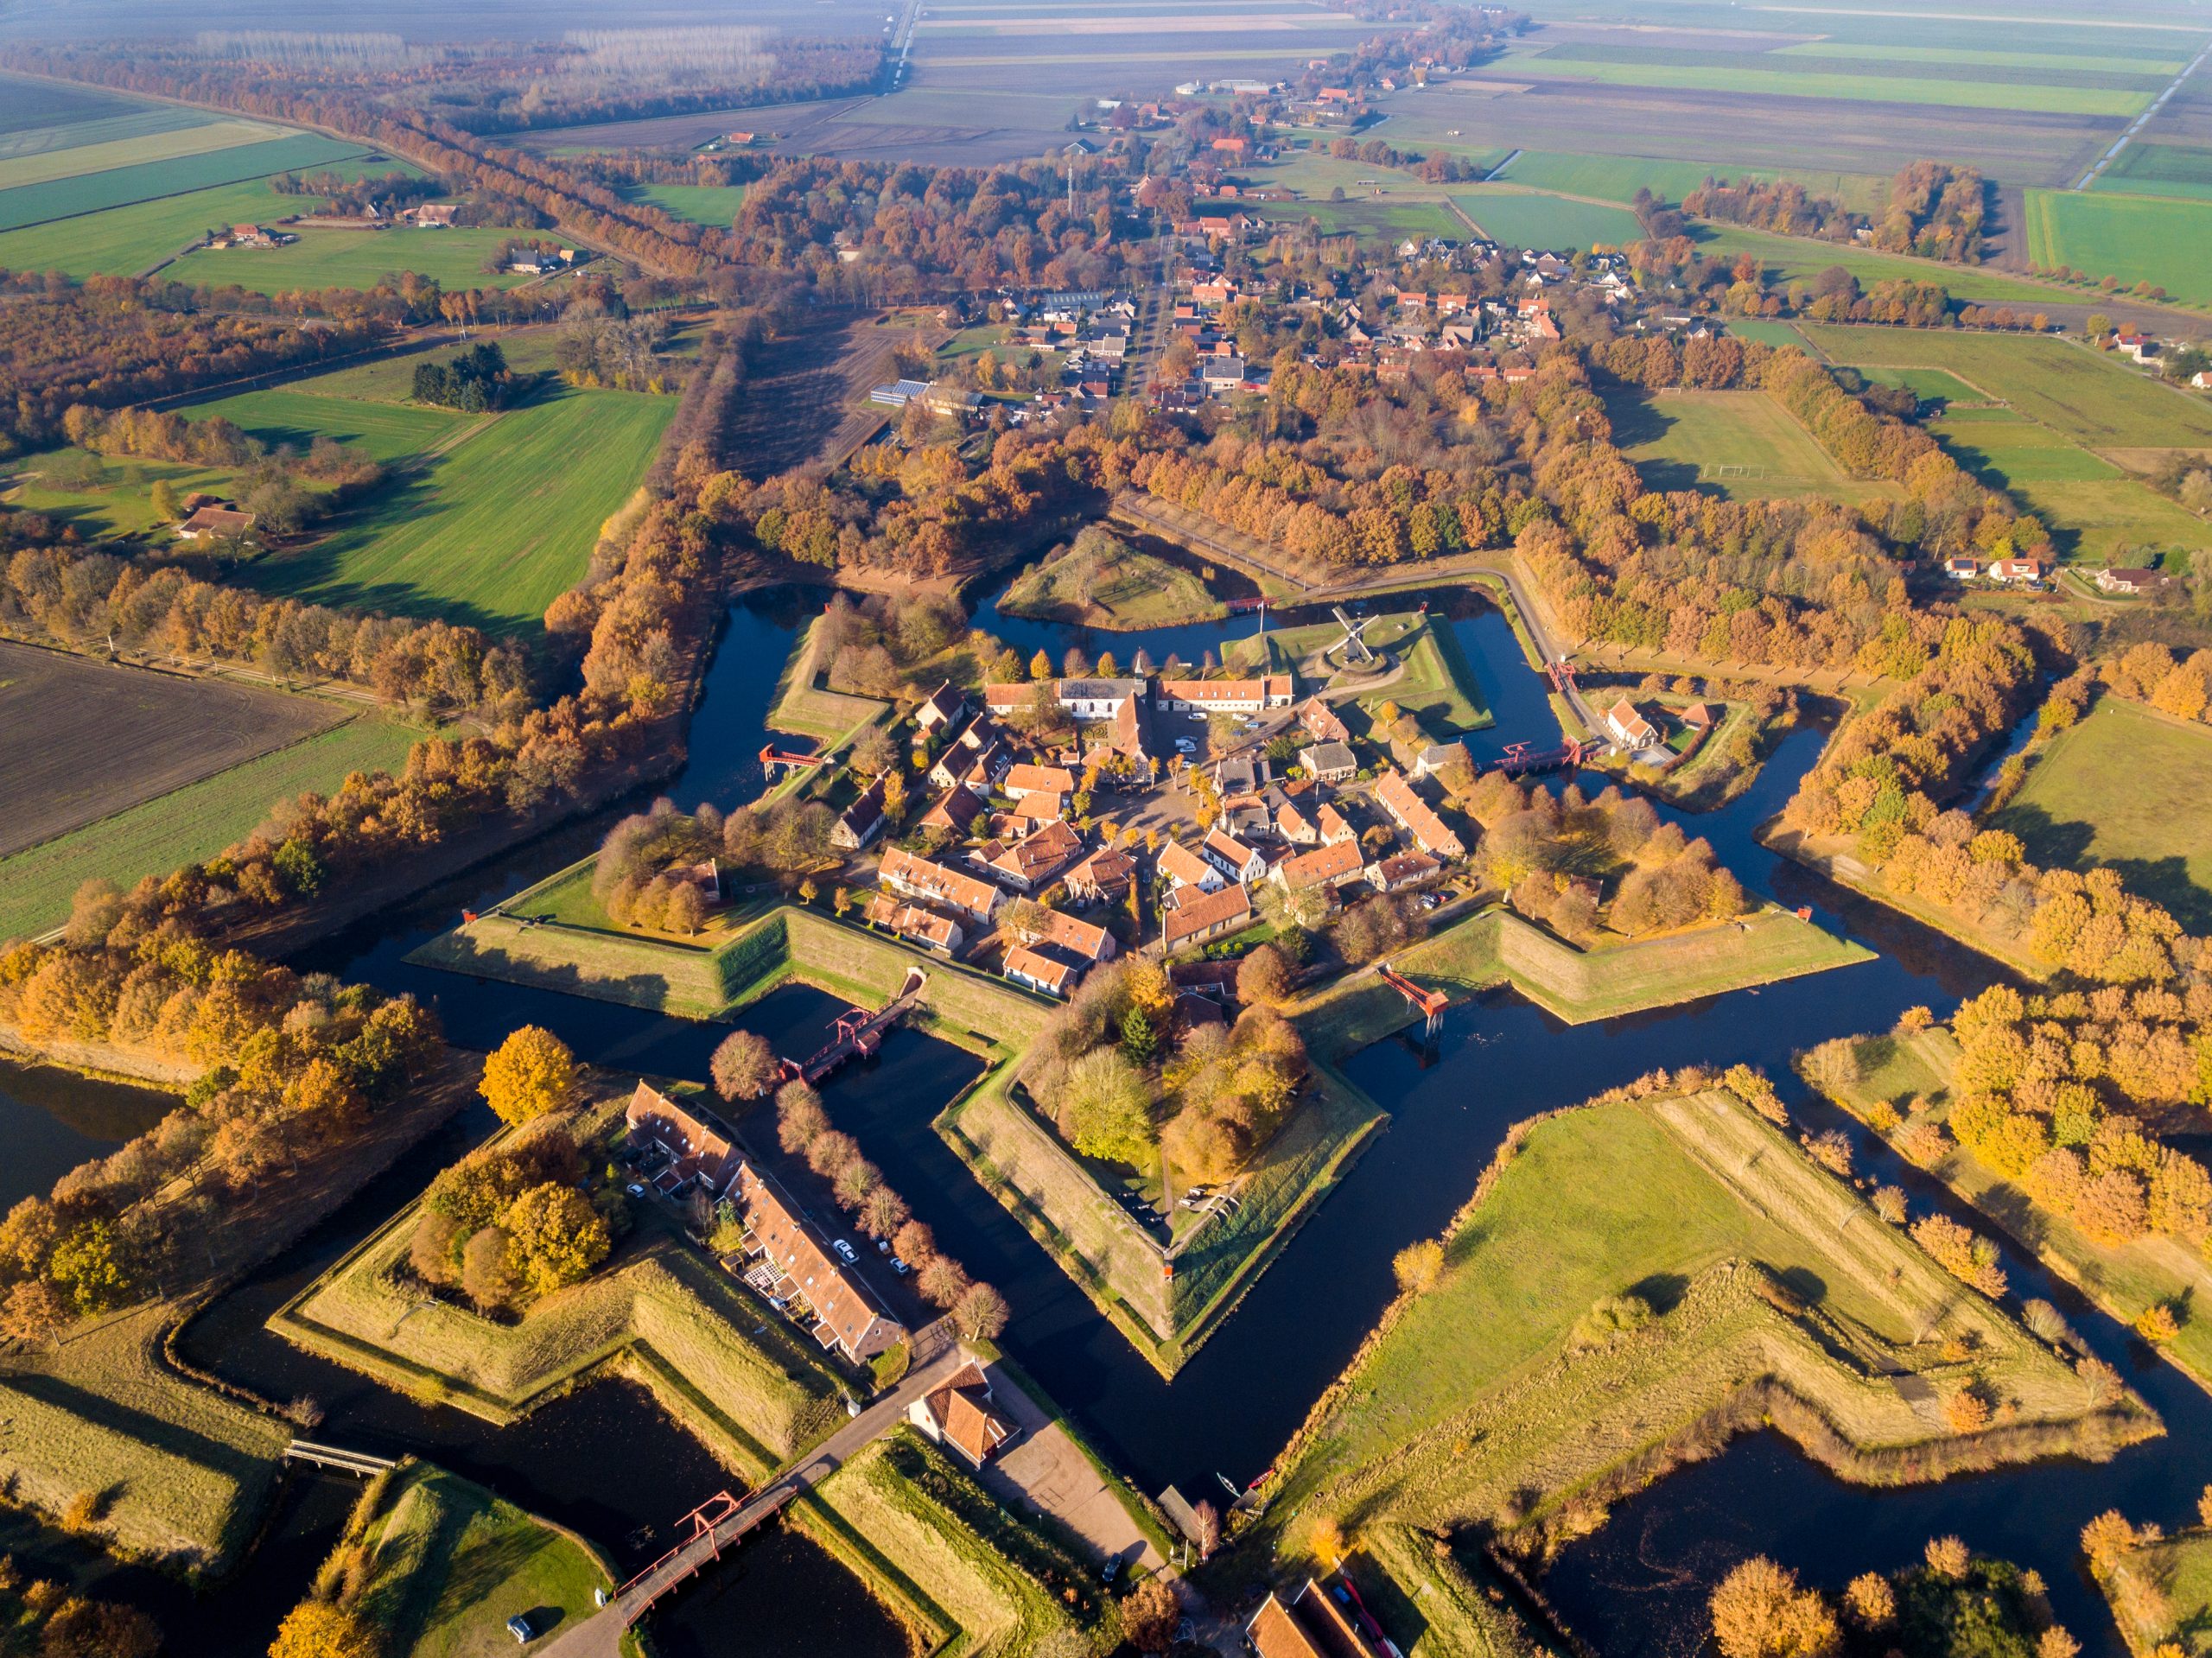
[17,581,2206,1655]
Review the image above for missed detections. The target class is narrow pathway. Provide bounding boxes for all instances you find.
[2073,38,2212,189]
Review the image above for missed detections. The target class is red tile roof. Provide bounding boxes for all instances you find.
[1161,882,1252,950]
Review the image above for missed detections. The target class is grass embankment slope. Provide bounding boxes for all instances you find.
[1294,905,1873,1061]
[313,1462,613,1658]
[1811,1026,2212,1395]
[996,535,1227,630]
[1263,1087,2151,1553]
[798,1429,1101,1658]
[1992,697,2212,932]
[1232,611,1490,734]
[238,386,676,638]
[275,1165,846,1481]
[0,716,422,944]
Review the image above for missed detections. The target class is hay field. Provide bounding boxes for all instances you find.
[2024,187,2212,308]
[0,715,419,944]
[1609,386,1900,503]
[0,134,372,233]
[1993,697,2212,931]
[167,224,537,295]
[0,641,340,859]
[1928,411,2208,563]
[0,116,285,187]
[1264,1088,2139,1547]
[236,385,675,638]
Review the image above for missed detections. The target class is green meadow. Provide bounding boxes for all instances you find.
[2024,187,2212,307]
[1501,50,2153,118]
[1694,223,2061,306]
[2092,141,2212,201]
[168,223,537,295]
[238,385,675,638]
[1610,387,1897,504]
[620,181,747,226]
[0,135,372,233]
[1490,149,1887,213]
[1449,186,1643,250]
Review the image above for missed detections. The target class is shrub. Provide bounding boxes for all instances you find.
[1842,1572,1895,1630]
[2135,1303,2180,1344]
[1942,1388,1991,1434]
[1923,1534,1969,1579]
[1392,1239,1445,1293]
[1120,1578,1180,1654]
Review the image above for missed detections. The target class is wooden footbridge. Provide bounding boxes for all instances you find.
[284,1440,397,1476]
[782,967,928,1084]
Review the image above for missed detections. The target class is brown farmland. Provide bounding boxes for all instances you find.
[0,641,337,856]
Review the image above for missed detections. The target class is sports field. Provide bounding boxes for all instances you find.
[1993,697,2212,931]
[1608,387,1894,504]
[1488,149,1888,213]
[0,715,419,944]
[184,387,477,464]
[1799,325,2212,449]
[0,162,405,280]
[1448,186,1643,251]
[238,385,676,637]
[2024,187,2212,308]
[167,224,537,295]
[621,181,747,226]
[1694,223,2061,307]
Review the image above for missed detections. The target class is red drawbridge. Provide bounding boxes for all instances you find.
[1486,736,1598,779]
[759,744,830,778]
[781,968,928,1084]
[1377,961,1449,1035]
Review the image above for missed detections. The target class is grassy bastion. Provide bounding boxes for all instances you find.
[1258,1084,2154,1560]
[1807,1025,2212,1397]
[268,1117,849,1479]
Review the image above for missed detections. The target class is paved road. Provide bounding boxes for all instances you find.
[537,1331,968,1658]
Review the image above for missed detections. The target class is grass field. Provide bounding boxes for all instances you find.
[2101,1528,2212,1656]
[328,1463,613,1658]
[1815,1025,2212,1395]
[0,116,285,187]
[1253,195,1462,242]
[1798,325,2212,448]
[1722,318,1811,351]
[2024,187,2212,308]
[1993,697,2212,931]
[620,181,747,226]
[237,385,674,638]
[1263,1086,2132,1549]
[184,386,477,464]
[0,715,420,943]
[1696,223,2063,308]
[998,532,1227,629]
[5,449,255,538]
[0,73,216,156]
[2093,141,2212,202]
[1488,149,1889,213]
[1498,50,2152,117]
[1928,411,2207,563]
[1448,186,1643,250]
[1855,365,1989,403]
[1609,386,1897,503]
[0,162,407,279]
[168,224,538,295]
[0,134,373,233]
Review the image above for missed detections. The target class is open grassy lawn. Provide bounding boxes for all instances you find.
[0,134,374,233]
[237,385,675,638]
[1697,224,2063,308]
[1609,386,1897,504]
[2024,187,2212,308]
[1722,318,1811,351]
[2103,1528,2212,1656]
[339,1464,613,1658]
[1489,149,1888,213]
[0,163,405,279]
[2093,140,2212,203]
[4,449,246,538]
[168,224,537,295]
[1857,365,1989,404]
[1446,186,1643,251]
[1800,325,2212,448]
[0,715,420,943]
[185,386,477,464]
[1497,48,2151,117]
[1993,697,2212,932]
[620,181,747,226]
[1929,413,2207,562]
[1254,196,1462,243]
[1816,1026,2212,1394]
[1264,1087,2126,1548]
[998,532,1227,630]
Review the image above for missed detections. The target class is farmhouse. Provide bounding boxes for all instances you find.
[2096,566,2166,595]
[1603,698,1659,751]
[626,1082,737,1191]
[880,847,1004,922]
[1246,1579,1381,1658]
[831,777,888,851]
[1987,556,2047,585]
[175,504,257,542]
[733,1161,905,1363]
[1160,882,1253,954]
[404,203,459,227]
[1373,770,1465,859]
[1300,742,1357,785]
[907,1363,1014,1468]
[1370,849,1442,893]
[863,895,964,955]
[1944,556,1980,580]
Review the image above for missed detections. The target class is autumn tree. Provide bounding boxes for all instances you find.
[270,1601,381,1658]
[480,1026,575,1125]
[502,1183,611,1294]
[1119,1578,1181,1654]
[1709,1556,1840,1658]
[1237,942,1294,1007]
[953,1280,1009,1340]
[1393,1238,1444,1293]
[711,1030,781,1103]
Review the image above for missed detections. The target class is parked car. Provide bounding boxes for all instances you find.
[832,1238,859,1264]
[1174,738,1196,753]
[506,1612,538,1644]
[890,1256,911,1276]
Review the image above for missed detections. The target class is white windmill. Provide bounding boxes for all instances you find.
[1329,606,1378,667]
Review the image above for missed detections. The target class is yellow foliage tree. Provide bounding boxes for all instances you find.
[479,1026,575,1126]
[269,1602,380,1658]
